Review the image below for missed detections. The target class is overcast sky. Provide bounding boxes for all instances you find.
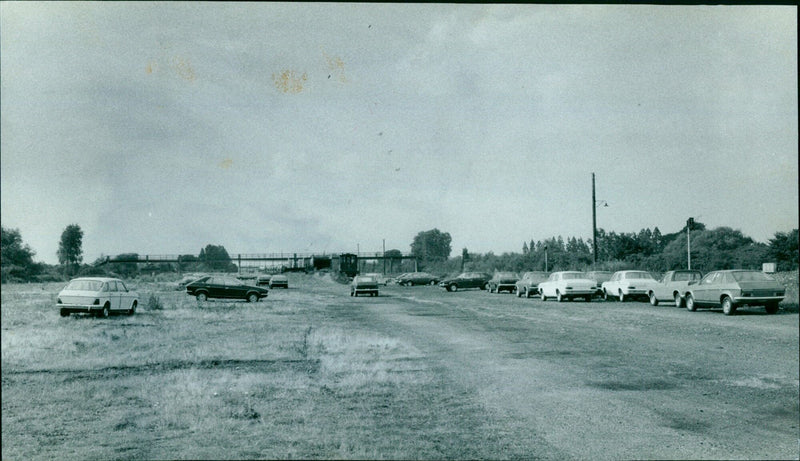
[1,3,797,265]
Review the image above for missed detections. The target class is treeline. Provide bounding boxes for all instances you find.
[420,224,798,276]
[0,225,241,283]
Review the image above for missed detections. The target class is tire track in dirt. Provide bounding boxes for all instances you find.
[2,358,320,382]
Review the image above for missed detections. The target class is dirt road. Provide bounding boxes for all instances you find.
[342,284,799,459]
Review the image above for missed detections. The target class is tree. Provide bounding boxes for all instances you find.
[768,229,799,271]
[384,249,403,273]
[1,226,40,282]
[410,229,452,265]
[57,224,83,274]
[199,244,235,271]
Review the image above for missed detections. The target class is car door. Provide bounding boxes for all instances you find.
[225,278,248,299]
[694,272,719,304]
[107,280,120,311]
[117,281,128,310]
[207,277,226,298]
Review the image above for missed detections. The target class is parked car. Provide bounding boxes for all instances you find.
[538,271,597,302]
[439,272,491,292]
[269,274,289,288]
[601,270,659,302]
[488,272,519,294]
[647,270,703,307]
[515,271,550,298]
[185,276,269,302]
[396,272,439,286]
[585,271,613,297]
[256,274,272,286]
[351,275,379,297]
[683,270,785,315]
[57,277,138,317]
[388,273,410,284]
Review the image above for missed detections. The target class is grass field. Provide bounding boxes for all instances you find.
[2,277,508,459]
[3,272,798,459]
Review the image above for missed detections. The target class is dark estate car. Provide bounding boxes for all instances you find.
[684,270,785,315]
[186,276,269,302]
[396,272,439,286]
[488,272,519,294]
[439,272,491,292]
[515,271,550,298]
[351,275,379,297]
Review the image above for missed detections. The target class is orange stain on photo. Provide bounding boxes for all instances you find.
[219,158,233,169]
[273,70,307,94]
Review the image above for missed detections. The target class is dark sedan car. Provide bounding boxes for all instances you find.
[488,272,519,293]
[439,272,491,292]
[186,276,269,302]
[396,272,439,286]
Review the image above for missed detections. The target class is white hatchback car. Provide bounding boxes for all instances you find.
[57,277,138,317]
[602,270,658,302]
[538,271,598,302]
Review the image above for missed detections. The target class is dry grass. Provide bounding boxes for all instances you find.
[2,280,500,460]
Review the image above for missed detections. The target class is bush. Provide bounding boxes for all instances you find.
[147,293,164,310]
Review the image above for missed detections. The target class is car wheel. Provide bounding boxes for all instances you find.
[674,292,684,308]
[765,302,779,314]
[618,291,625,302]
[516,288,522,298]
[482,283,489,290]
[526,288,533,298]
[721,296,735,315]
[556,291,564,302]
[449,284,457,292]
[60,308,69,317]
[430,280,436,286]
[128,302,136,316]
[247,293,259,303]
[540,291,547,301]
[350,291,355,296]
[603,290,610,301]
[649,292,658,306]
[196,292,208,302]
[99,304,110,318]
[686,294,697,312]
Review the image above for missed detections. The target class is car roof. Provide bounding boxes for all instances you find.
[69,277,120,282]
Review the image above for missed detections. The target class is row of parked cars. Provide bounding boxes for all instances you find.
[56,268,786,318]
[429,269,786,315]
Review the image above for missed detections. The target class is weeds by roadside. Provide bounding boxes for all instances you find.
[147,293,164,310]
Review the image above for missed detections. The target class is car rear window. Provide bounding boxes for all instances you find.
[731,271,773,282]
[65,280,104,291]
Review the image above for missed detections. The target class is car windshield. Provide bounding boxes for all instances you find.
[731,271,774,282]
[673,272,702,282]
[561,272,584,280]
[65,280,104,291]
[627,272,654,279]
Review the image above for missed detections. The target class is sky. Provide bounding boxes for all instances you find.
[1,3,797,265]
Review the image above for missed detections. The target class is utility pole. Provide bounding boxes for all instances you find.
[382,239,386,275]
[687,217,694,270]
[592,173,598,265]
[544,245,548,272]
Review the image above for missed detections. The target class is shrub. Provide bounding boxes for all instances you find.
[147,293,164,310]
